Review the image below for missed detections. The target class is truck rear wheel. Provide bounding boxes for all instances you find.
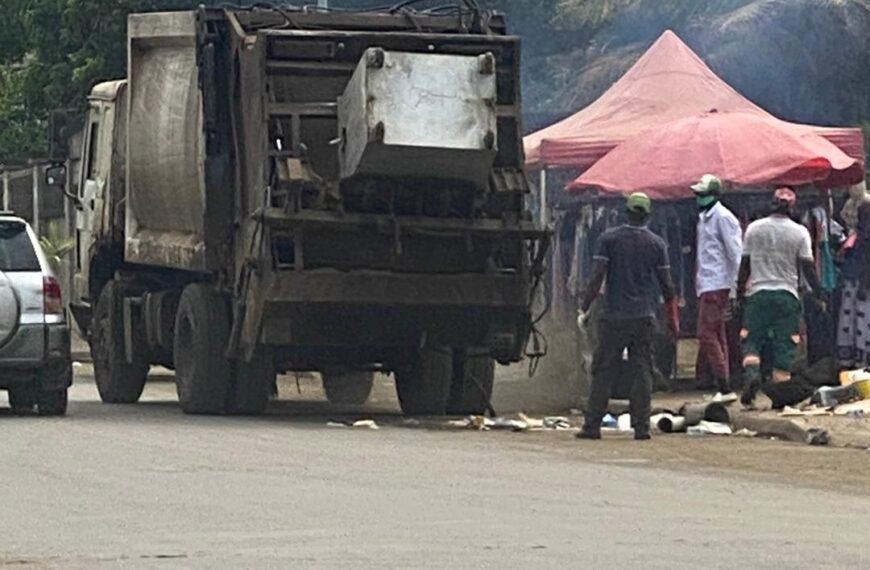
[174,284,232,415]
[8,385,36,413]
[322,371,374,405]
[395,348,452,416]
[37,389,68,416]
[447,349,495,415]
[228,350,274,415]
[92,281,149,404]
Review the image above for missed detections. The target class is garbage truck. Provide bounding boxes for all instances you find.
[46,4,547,416]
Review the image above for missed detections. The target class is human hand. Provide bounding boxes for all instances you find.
[577,310,590,329]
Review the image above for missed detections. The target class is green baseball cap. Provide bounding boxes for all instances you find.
[691,174,723,194]
[626,192,651,213]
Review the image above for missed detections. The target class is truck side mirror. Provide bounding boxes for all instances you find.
[45,164,67,188]
[45,163,82,209]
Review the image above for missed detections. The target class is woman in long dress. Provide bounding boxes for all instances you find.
[836,200,870,369]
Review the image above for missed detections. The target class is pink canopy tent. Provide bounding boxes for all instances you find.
[523,30,865,170]
[568,111,864,200]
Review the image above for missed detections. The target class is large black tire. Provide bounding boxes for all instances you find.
[322,371,374,405]
[174,284,232,415]
[447,349,495,415]
[91,281,149,404]
[228,350,274,415]
[37,389,68,416]
[395,348,453,416]
[8,385,36,414]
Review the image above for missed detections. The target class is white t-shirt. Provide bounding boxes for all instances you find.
[743,215,813,299]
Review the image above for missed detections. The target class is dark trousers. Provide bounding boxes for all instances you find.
[584,316,655,433]
[695,289,731,389]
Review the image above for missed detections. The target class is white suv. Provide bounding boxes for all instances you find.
[0,216,71,415]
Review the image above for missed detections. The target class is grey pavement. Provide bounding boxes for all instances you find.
[2,371,870,569]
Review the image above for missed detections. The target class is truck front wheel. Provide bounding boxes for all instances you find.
[228,350,274,415]
[173,284,232,415]
[322,371,374,406]
[394,348,452,416]
[92,281,149,404]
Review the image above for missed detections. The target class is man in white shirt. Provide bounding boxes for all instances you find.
[737,187,824,408]
[692,175,742,402]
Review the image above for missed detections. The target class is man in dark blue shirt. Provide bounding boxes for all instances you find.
[577,192,679,440]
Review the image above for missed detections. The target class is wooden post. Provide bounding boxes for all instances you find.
[2,170,8,211]
[538,167,548,229]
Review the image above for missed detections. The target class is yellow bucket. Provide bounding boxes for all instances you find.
[854,379,870,399]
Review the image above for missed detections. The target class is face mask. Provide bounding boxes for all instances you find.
[696,194,716,208]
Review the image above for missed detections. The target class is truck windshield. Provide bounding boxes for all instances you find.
[0,222,40,272]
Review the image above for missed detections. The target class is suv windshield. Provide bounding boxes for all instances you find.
[0,222,40,272]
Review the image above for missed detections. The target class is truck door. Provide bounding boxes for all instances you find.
[75,103,112,303]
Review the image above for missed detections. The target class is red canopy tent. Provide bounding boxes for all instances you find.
[523,30,865,171]
[569,111,864,199]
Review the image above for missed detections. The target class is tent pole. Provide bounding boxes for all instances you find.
[539,168,548,228]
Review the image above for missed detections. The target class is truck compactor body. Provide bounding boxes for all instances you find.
[58,5,547,415]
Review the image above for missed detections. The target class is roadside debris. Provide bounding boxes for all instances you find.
[686,421,732,436]
[448,413,573,432]
[732,428,759,438]
[779,405,832,417]
[806,428,830,446]
[814,384,861,407]
[616,413,632,432]
[326,419,380,429]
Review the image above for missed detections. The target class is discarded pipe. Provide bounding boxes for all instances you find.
[656,414,686,433]
[680,401,730,427]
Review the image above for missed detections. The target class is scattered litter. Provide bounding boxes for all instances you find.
[617,413,633,432]
[543,416,572,430]
[833,399,870,416]
[686,421,732,436]
[327,419,380,429]
[732,428,758,438]
[601,414,618,428]
[489,417,529,431]
[352,419,379,430]
[814,384,861,407]
[517,413,543,429]
[845,409,865,419]
[779,405,832,417]
[806,428,830,446]
[72,361,83,368]
[453,415,529,431]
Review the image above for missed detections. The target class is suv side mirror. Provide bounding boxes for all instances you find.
[45,164,67,188]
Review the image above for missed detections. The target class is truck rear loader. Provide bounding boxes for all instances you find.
[48,4,547,415]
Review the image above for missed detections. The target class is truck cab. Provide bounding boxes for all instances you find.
[68,80,128,337]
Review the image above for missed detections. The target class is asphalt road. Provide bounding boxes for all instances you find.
[2,368,870,569]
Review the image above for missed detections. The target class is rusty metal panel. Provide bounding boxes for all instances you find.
[125,12,206,270]
[338,49,497,187]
